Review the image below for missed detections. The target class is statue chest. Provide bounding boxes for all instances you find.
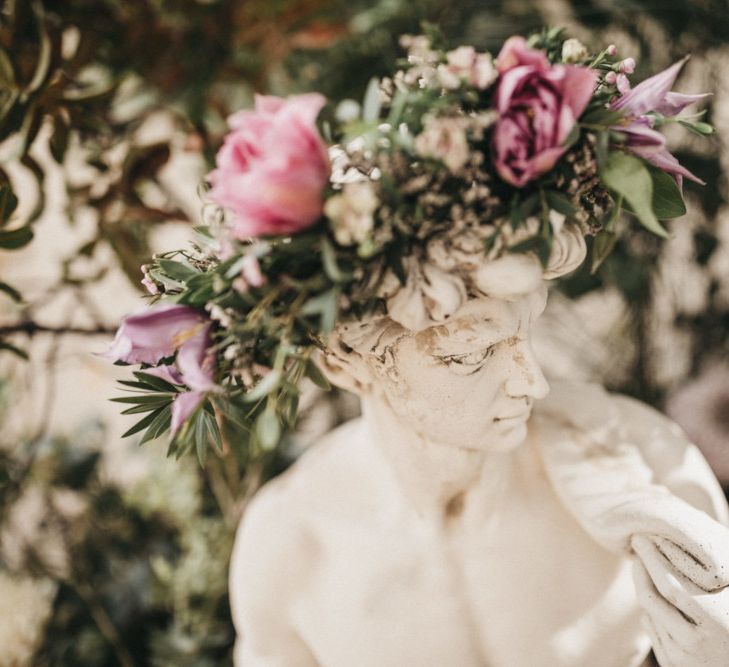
[290,478,651,667]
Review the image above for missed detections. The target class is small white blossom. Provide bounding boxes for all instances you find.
[443,46,497,90]
[325,181,379,246]
[335,99,361,122]
[471,53,497,89]
[241,254,265,288]
[415,115,470,172]
[561,38,589,64]
[447,46,477,70]
[206,304,232,327]
[436,64,462,90]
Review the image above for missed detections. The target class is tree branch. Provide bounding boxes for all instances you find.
[0,322,116,337]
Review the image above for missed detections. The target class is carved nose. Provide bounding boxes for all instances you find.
[503,339,550,400]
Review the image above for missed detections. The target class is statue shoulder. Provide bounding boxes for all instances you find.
[229,471,316,618]
[535,380,729,525]
[230,416,373,588]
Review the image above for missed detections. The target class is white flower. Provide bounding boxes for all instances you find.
[436,64,462,90]
[561,38,589,64]
[444,46,497,90]
[447,46,477,70]
[206,304,232,327]
[415,115,470,173]
[324,181,378,246]
[335,99,361,122]
[471,53,498,89]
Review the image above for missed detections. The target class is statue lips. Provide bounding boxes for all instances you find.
[494,411,530,425]
[494,399,533,425]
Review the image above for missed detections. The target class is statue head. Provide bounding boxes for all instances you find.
[321,219,586,452]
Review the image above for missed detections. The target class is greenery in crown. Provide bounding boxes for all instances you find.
[105,26,713,463]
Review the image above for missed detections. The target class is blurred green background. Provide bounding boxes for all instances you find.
[1,0,728,664]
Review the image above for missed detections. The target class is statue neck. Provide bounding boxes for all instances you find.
[360,394,515,521]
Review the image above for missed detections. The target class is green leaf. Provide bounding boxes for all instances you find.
[0,47,15,87]
[678,119,714,136]
[545,191,578,217]
[362,77,382,124]
[26,11,53,94]
[122,407,165,438]
[600,152,669,238]
[134,371,180,392]
[595,131,610,168]
[387,89,409,126]
[0,185,18,223]
[581,108,624,127]
[320,237,349,283]
[202,409,223,452]
[243,370,282,403]
[256,409,281,451]
[305,359,331,390]
[300,288,339,333]
[0,281,22,302]
[649,168,686,219]
[194,412,208,466]
[510,193,539,229]
[49,114,70,164]
[508,235,551,267]
[0,339,28,359]
[0,226,33,250]
[139,406,172,445]
[157,258,198,282]
[591,230,618,273]
[110,393,173,405]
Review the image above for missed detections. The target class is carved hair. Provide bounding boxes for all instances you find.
[376,217,586,332]
[321,218,583,390]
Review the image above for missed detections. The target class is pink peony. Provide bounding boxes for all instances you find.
[492,37,597,187]
[209,93,330,238]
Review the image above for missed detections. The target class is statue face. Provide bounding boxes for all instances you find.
[371,286,549,452]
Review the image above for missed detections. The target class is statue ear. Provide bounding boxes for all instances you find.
[317,337,373,395]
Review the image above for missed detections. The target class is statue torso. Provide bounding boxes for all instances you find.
[262,415,651,667]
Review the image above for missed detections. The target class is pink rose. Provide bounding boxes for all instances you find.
[492,37,597,187]
[209,94,330,238]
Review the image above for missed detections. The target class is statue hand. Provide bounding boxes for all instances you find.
[632,534,729,667]
[535,386,729,591]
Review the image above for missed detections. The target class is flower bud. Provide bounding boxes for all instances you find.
[619,57,636,74]
[561,38,589,64]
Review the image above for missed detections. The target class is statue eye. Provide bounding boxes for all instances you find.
[437,346,495,373]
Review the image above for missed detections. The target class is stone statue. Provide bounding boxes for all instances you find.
[229,221,729,666]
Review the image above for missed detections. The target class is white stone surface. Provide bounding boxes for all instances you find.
[230,272,729,666]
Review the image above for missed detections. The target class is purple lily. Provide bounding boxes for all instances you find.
[105,303,217,435]
[171,390,207,436]
[610,57,709,185]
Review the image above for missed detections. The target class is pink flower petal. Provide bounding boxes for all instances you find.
[611,57,689,116]
[496,36,549,73]
[209,93,330,238]
[103,304,206,365]
[655,91,711,117]
[177,323,216,392]
[171,390,205,436]
[143,364,185,386]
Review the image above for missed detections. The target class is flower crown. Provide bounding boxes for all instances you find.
[106,28,713,461]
